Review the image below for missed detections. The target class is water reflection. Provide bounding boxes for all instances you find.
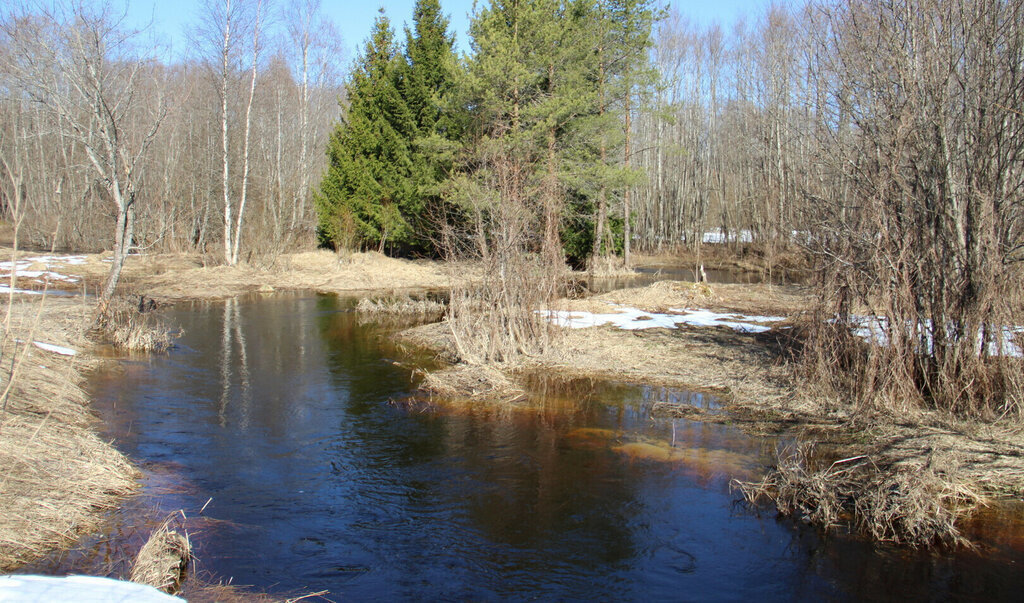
[32,292,1024,601]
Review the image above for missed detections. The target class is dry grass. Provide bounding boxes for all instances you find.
[356,294,445,317]
[576,280,811,317]
[129,516,191,594]
[398,278,1024,547]
[90,295,176,352]
[735,445,985,547]
[587,255,637,277]
[633,244,810,279]
[135,250,470,302]
[0,246,474,303]
[417,364,528,403]
[0,297,139,571]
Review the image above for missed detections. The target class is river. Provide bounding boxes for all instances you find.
[25,292,1024,600]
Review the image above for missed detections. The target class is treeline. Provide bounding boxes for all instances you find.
[0,0,342,293]
[316,0,657,268]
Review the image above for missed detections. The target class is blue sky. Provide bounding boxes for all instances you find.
[126,0,781,62]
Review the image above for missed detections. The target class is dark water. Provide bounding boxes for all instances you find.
[47,293,1024,600]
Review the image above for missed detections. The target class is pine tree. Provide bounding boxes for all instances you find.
[315,10,415,251]
[460,0,599,261]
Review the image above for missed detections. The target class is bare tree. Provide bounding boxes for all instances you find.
[0,1,166,302]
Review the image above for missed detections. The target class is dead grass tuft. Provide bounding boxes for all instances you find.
[587,255,636,278]
[735,445,985,547]
[90,295,176,352]
[418,364,527,403]
[129,516,191,594]
[356,294,445,317]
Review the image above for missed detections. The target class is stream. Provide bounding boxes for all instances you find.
[23,292,1024,600]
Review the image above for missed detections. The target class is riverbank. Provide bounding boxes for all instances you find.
[0,296,137,571]
[0,248,473,302]
[399,279,1024,545]
[4,246,1021,565]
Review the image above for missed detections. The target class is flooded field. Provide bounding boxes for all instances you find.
[25,293,1024,600]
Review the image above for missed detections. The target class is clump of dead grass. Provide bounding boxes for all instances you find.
[418,364,527,403]
[735,445,985,547]
[588,255,636,278]
[356,294,445,317]
[129,516,191,594]
[91,295,176,352]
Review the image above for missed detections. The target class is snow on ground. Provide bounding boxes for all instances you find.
[841,315,1023,358]
[32,341,77,356]
[700,229,754,244]
[0,255,86,286]
[0,574,182,602]
[542,304,784,333]
[0,255,88,295]
[0,285,45,296]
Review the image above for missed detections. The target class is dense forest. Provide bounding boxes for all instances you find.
[1,0,1023,416]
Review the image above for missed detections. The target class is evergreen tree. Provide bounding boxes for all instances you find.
[315,10,415,251]
[460,0,600,262]
[400,0,463,253]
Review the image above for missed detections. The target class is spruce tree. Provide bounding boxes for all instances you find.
[400,0,463,253]
[315,11,415,252]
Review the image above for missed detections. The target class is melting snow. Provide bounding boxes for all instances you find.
[841,315,1023,358]
[0,255,85,285]
[542,305,784,333]
[0,575,182,602]
[33,341,77,356]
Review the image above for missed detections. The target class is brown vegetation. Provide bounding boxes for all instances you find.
[356,293,445,317]
[401,277,1024,544]
[735,446,986,547]
[91,295,176,352]
[129,517,192,595]
[0,297,138,571]
[0,248,469,302]
[800,0,1024,421]
[417,364,527,404]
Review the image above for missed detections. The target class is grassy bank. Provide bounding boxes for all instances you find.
[1,248,473,303]
[0,296,138,570]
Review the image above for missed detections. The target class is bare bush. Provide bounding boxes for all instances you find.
[801,0,1024,419]
[443,145,564,365]
[735,445,985,547]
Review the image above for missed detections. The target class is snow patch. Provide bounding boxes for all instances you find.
[543,305,784,333]
[33,341,77,356]
[0,254,87,285]
[0,574,183,602]
[841,315,1023,358]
